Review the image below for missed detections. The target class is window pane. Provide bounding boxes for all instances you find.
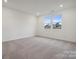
[43,16,51,29]
[53,15,62,29]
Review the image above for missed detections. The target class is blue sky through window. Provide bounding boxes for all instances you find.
[53,15,62,23]
[44,16,51,24]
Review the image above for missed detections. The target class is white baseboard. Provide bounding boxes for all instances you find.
[2,34,35,42]
[35,35,76,43]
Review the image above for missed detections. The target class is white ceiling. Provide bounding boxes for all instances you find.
[2,0,76,16]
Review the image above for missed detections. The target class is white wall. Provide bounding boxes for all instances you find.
[2,7,36,41]
[36,8,76,42]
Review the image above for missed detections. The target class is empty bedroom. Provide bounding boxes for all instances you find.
[2,0,76,59]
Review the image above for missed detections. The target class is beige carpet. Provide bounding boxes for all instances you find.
[2,37,76,59]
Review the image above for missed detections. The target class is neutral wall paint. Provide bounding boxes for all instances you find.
[2,7,36,41]
[36,8,76,42]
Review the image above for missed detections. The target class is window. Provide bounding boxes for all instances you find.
[43,15,62,29]
[52,15,62,29]
[43,16,51,29]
